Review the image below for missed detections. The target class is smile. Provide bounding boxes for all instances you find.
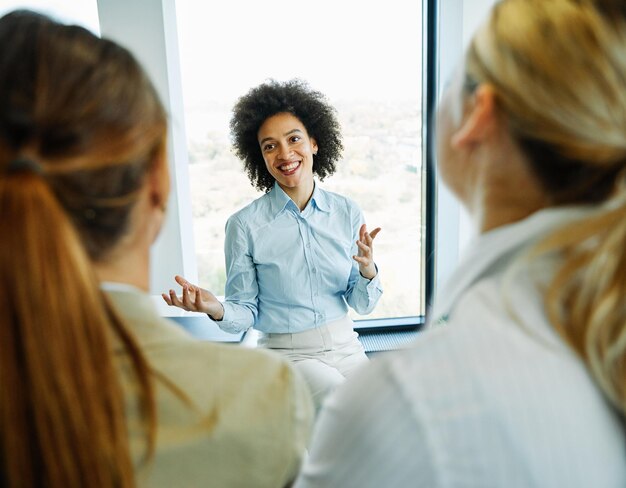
[278,161,300,174]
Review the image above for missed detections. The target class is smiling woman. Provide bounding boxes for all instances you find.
[164,80,383,410]
[257,113,319,202]
[175,0,424,325]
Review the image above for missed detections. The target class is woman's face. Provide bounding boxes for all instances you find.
[257,112,318,192]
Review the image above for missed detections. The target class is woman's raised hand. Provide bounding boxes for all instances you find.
[353,224,381,280]
[162,275,224,320]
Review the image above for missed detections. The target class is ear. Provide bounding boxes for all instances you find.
[451,84,497,148]
[148,147,170,212]
[310,137,318,155]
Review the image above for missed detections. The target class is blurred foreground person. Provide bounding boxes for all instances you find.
[0,10,312,488]
[296,0,626,486]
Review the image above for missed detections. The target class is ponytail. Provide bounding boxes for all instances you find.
[533,188,626,415]
[0,11,162,484]
[0,165,153,487]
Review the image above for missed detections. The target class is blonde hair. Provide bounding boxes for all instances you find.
[466,0,626,414]
[0,10,164,486]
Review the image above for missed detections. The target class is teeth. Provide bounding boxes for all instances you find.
[279,162,299,171]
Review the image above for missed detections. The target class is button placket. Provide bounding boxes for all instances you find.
[302,218,322,325]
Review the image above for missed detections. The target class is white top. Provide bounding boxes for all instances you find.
[295,207,626,488]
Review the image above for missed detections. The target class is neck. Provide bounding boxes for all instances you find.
[463,140,549,234]
[280,178,315,211]
[94,244,150,292]
[473,198,545,233]
[469,161,548,234]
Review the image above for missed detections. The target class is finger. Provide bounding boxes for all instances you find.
[359,223,367,242]
[182,285,194,309]
[169,289,185,309]
[369,227,381,240]
[352,254,368,265]
[175,275,190,287]
[356,240,371,255]
[195,288,204,309]
[162,293,173,306]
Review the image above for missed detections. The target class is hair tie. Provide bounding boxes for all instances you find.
[6,157,43,175]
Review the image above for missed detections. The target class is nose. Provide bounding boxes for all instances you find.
[277,143,293,160]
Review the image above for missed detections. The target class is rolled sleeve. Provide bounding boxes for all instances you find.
[346,265,383,315]
[219,302,254,333]
[218,216,258,333]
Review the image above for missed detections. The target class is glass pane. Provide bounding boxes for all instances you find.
[176,0,424,321]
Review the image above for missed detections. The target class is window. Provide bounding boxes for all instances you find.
[175,0,426,325]
[0,0,99,33]
[2,0,496,330]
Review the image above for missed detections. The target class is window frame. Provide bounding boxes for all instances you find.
[94,0,486,331]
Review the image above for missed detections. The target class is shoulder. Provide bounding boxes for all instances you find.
[135,341,313,487]
[326,310,551,441]
[109,289,309,410]
[298,350,439,487]
[146,331,310,410]
[226,191,273,227]
[317,187,362,222]
[338,327,481,415]
[161,342,313,470]
[109,290,314,486]
[320,187,359,209]
[305,312,626,486]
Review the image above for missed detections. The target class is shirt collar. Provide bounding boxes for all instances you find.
[430,205,597,324]
[268,180,331,217]
[310,182,330,213]
[268,182,293,216]
[100,281,144,294]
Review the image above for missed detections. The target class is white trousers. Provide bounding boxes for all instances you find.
[258,315,368,411]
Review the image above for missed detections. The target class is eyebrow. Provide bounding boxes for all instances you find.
[259,128,304,145]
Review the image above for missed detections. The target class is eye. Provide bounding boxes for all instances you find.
[290,135,301,143]
[262,143,276,151]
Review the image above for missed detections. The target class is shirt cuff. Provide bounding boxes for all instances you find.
[217,302,247,334]
[359,263,379,282]
[358,265,382,293]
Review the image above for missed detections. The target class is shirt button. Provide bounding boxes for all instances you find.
[311,268,317,273]
[306,243,311,248]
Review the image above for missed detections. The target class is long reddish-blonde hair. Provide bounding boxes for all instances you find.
[0,10,165,486]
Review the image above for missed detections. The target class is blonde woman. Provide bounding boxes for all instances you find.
[0,10,312,487]
[295,0,626,486]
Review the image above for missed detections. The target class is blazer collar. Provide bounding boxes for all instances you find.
[430,206,596,325]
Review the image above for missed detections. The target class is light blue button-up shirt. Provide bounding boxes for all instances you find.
[219,182,383,334]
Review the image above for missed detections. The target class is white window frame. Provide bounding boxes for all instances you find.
[97,0,197,294]
[95,0,497,317]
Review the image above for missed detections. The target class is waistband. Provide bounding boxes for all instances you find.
[258,315,357,350]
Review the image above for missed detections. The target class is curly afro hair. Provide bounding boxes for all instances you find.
[230,79,343,193]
